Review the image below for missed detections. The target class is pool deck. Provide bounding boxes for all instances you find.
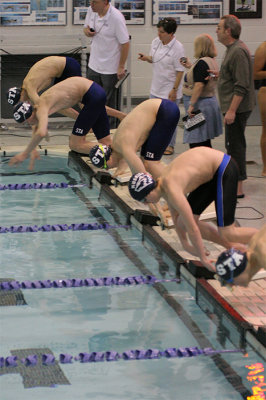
[1,119,265,355]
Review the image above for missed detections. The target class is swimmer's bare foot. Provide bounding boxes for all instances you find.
[113,167,128,177]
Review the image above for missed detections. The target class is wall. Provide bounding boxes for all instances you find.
[0,0,265,98]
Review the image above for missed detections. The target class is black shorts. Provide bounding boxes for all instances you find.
[54,57,81,85]
[187,154,238,227]
[72,82,110,139]
[140,99,180,161]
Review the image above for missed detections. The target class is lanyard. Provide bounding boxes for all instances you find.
[152,39,175,64]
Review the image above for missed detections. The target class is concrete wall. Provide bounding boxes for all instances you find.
[1,0,266,98]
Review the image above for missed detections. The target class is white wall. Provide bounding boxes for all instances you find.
[1,0,265,98]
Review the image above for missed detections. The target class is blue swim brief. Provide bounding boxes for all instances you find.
[54,56,81,85]
[140,99,180,161]
[72,82,110,139]
[187,154,239,227]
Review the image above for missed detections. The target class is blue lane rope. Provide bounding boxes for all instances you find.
[0,222,129,234]
[0,347,244,368]
[0,182,86,191]
[0,275,181,291]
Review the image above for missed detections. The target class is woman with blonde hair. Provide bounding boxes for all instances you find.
[181,34,223,148]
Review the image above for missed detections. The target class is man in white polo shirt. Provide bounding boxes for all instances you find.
[83,0,130,128]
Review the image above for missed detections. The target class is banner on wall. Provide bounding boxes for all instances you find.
[73,0,145,25]
[0,0,66,26]
[152,0,223,25]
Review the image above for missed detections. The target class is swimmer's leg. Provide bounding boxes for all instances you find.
[69,134,111,154]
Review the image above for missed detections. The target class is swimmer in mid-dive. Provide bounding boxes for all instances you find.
[6,56,82,119]
[128,147,258,271]
[6,55,126,121]
[215,224,266,287]
[9,77,114,169]
[89,98,180,179]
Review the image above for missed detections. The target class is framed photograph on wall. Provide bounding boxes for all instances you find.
[73,0,145,25]
[152,0,223,25]
[0,0,67,26]
[229,0,262,19]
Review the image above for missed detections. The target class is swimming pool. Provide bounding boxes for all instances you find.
[0,153,264,399]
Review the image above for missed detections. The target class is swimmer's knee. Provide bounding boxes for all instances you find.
[218,224,235,241]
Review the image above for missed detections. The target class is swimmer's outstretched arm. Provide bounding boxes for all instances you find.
[20,84,40,104]
[171,209,199,256]
[9,106,49,168]
[120,147,146,175]
[167,192,215,271]
[57,107,79,119]
[105,106,127,121]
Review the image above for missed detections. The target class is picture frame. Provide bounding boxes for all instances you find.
[229,0,262,19]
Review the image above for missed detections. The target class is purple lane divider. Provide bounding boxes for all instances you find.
[0,222,130,234]
[42,354,55,365]
[59,354,73,364]
[0,182,90,191]
[5,356,18,367]
[0,275,181,292]
[25,355,38,366]
[0,347,244,369]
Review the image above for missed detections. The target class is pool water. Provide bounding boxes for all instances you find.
[0,154,264,399]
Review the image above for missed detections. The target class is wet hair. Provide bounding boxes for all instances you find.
[221,15,241,39]
[194,34,217,58]
[157,18,177,34]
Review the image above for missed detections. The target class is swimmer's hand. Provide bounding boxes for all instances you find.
[9,151,28,166]
[112,159,129,177]
[113,166,128,177]
[28,149,40,170]
[201,257,216,272]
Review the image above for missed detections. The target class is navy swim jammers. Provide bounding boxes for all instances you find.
[140,99,180,161]
[54,57,81,85]
[72,82,110,139]
[187,154,239,227]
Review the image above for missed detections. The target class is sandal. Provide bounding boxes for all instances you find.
[164,146,174,156]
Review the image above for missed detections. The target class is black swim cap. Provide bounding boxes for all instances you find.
[89,145,112,169]
[13,102,33,123]
[128,173,157,202]
[6,87,22,106]
[215,248,247,285]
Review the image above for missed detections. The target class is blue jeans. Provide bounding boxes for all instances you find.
[150,94,180,148]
